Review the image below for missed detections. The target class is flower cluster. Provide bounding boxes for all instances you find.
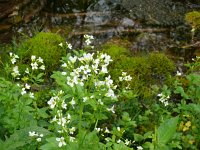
[56,137,66,147]
[47,50,120,147]
[11,66,20,78]
[59,41,73,50]
[31,55,45,70]
[84,34,94,46]
[61,52,116,100]
[157,93,170,106]
[9,52,19,64]
[19,83,34,98]
[9,53,45,99]
[47,91,75,139]
[48,93,76,148]
[119,72,132,82]
[29,131,43,142]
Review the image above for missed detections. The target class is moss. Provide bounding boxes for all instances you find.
[16,32,66,74]
[185,11,200,29]
[102,44,176,101]
[102,44,132,59]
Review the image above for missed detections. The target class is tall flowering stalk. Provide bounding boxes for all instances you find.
[49,49,119,147]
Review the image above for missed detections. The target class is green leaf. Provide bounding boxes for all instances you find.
[174,86,189,99]
[157,116,179,145]
[40,137,60,150]
[113,142,133,150]
[2,126,51,150]
[134,133,144,142]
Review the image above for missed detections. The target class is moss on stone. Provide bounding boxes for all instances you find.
[102,44,176,101]
[16,32,66,74]
[185,11,200,29]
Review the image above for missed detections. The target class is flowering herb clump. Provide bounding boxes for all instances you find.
[48,49,120,147]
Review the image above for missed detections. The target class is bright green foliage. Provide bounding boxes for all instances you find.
[102,44,175,101]
[157,116,179,145]
[143,116,179,150]
[185,11,200,29]
[16,32,66,74]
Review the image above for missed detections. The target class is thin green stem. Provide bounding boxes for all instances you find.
[78,102,84,132]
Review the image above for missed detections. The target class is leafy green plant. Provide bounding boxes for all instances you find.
[143,116,179,150]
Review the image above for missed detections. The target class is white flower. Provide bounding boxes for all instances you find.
[105,75,113,87]
[124,75,132,81]
[117,127,120,131]
[57,117,66,127]
[119,77,123,81]
[85,39,92,45]
[9,52,13,57]
[39,65,45,70]
[101,65,108,74]
[67,113,71,120]
[62,72,67,75]
[105,89,116,99]
[31,55,36,61]
[157,93,163,97]
[21,88,26,95]
[47,97,57,109]
[11,58,17,64]
[31,62,38,70]
[107,105,115,113]
[29,92,34,98]
[92,64,99,74]
[25,68,29,74]
[11,66,20,77]
[105,138,110,142]
[164,101,169,106]
[104,127,110,133]
[122,72,127,76]
[59,43,63,47]
[104,54,112,64]
[69,98,76,108]
[37,57,43,63]
[56,137,66,147]
[95,128,101,132]
[66,42,72,49]
[40,134,43,137]
[69,136,75,142]
[117,139,121,143]
[83,97,88,102]
[36,138,41,142]
[98,99,104,105]
[67,76,74,87]
[157,93,170,106]
[29,131,36,137]
[69,127,76,134]
[176,71,182,76]
[84,35,94,46]
[137,146,143,150]
[61,101,67,109]
[125,139,130,145]
[69,56,77,63]
[51,116,57,123]
[25,83,30,89]
[61,63,67,67]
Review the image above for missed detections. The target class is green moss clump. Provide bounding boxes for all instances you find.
[102,44,176,101]
[185,11,200,29]
[16,32,66,74]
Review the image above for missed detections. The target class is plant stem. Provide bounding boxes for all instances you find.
[78,102,84,132]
